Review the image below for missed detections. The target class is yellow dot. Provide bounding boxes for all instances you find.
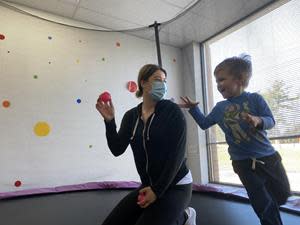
[76,59,80,63]
[34,122,51,136]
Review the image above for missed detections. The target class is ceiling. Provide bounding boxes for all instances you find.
[2,0,276,47]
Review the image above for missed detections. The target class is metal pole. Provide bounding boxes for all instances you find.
[149,21,162,67]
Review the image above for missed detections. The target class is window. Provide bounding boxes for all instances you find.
[204,0,300,192]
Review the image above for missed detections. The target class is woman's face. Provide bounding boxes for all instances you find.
[142,70,166,95]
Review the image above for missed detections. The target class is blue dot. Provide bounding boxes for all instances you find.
[76,99,81,104]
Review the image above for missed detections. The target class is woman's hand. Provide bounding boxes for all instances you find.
[137,186,157,208]
[95,97,115,122]
[178,96,199,109]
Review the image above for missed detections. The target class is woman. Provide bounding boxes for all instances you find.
[96,64,196,225]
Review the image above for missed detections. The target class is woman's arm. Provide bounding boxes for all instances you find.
[96,98,131,156]
[104,111,132,156]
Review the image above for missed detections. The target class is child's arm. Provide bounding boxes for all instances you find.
[179,96,217,129]
[243,93,275,130]
[256,94,275,130]
[242,113,263,128]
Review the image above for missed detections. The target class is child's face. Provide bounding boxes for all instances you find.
[215,69,244,99]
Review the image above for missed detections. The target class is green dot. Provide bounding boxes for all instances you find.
[102,58,105,61]
[89,145,93,148]
[33,75,38,79]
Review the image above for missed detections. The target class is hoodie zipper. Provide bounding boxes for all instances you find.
[142,118,153,186]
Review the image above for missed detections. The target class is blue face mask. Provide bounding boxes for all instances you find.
[150,81,167,101]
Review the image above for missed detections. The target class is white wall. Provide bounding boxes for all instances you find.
[0,5,185,192]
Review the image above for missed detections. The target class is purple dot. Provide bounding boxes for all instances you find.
[77,99,81,104]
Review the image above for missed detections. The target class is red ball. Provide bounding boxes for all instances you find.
[137,193,145,203]
[100,91,111,103]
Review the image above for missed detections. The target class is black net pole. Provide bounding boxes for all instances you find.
[149,21,162,67]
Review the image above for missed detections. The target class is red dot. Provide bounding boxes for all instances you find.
[116,42,121,47]
[173,58,176,62]
[14,180,22,187]
[127,81,137,92]
[0,34,5,40]
[2,100,10,108]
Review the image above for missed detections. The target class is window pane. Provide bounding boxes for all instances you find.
[209,143,241,185]
[210,138,300,191]
[273,139,300,192]
[205,0,300,192]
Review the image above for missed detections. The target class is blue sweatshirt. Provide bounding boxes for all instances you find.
[189,92,276,160]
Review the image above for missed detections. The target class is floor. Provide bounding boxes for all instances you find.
[0,189,299,225]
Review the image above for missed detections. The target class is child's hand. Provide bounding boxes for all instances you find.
[178,96,199,109]
[137,186,157,208]
[241,113,262,128]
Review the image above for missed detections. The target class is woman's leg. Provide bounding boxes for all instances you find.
[135,184,192,225]
[101,188,143,225]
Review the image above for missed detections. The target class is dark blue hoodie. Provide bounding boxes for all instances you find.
[104,99,188,198]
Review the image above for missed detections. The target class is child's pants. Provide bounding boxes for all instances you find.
[101,183,192,225]
[232,151,290,225]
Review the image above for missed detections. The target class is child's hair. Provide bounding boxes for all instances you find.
[214,54,252,87]
[136,64,167,98]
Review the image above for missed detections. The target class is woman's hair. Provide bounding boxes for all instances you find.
[135,64,167,98]
[214,54,252,87]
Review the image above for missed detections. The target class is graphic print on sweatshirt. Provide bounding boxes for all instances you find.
[223,101,263,144]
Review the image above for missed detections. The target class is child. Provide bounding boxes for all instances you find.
[180,55,290,225]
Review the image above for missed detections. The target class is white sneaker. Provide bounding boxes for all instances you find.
[184,207,196,225]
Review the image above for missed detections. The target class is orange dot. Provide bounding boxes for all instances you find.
[2,100,10,108]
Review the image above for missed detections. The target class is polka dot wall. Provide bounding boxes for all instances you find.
[0,4,183,194]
